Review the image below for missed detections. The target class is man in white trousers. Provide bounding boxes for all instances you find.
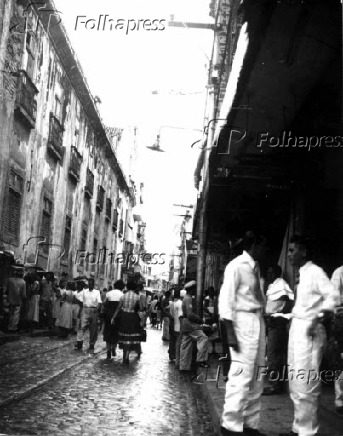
[219,231,267,436]
[330,265,343,416]
[281,235,339,436]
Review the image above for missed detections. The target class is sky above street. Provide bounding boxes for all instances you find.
[54,0,213,259]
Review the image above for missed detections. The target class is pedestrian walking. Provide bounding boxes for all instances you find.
[111,280,143,364]
[137,283,148,329]
[218,231,267,436]
[175,289,186,369]
[72,280,83,334]
[281,235,339,436]
[161,290,171,341]
[99,287,108,332]
[103,280,125,359]
[52,279,64,328]
[56,281,74,338]
[263,265,294,395]
[169,289,183,364]
[24,272,40,330]
[75,278,102,353]
[40,272,54,329]
[149,295,159,327]
[7,265,26,332]
[179,281,209,372]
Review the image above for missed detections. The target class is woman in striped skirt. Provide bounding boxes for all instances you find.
[111,280,143,364]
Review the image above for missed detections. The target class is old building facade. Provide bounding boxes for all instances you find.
[0,0,141,288]
[193,0,343,309]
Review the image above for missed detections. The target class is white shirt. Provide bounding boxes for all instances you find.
[266,278,294,302]
[106,289,123,302]
[331,266,343,305]
[219,251,265,321]
[292,261,339,321]
[172,299,183,332]
[77,288,102,307]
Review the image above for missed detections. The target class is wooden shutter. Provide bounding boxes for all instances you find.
[4,189,21,237]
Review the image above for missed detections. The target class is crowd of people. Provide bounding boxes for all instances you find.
[152,281,219,374]
[3,231,343,436]
[3,268,147,363]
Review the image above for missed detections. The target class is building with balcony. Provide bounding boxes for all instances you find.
[0,0,136,288]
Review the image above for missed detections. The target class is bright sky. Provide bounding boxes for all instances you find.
[54,0,213,258]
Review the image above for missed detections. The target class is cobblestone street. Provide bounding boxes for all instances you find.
[0,328,215,436]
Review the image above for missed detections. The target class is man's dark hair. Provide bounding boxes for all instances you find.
[165,290,171,298]
[126,280,137,291]
[114,280,125,290]
[174,289,180,299]
[67,281,76,291]
[136,283,144,292]
[242,230,264,251]
[290,234,315,260]
[270,264,282,278]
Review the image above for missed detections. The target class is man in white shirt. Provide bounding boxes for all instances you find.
[75,278,102,353]
[282,235,339,436]
[168,289,182,363]
[330,265,343,416]
[219,231,267,436]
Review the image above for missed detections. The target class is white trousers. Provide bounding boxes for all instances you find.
[221,311,266,433]
[288,318,326,436]
[335,374,343,407]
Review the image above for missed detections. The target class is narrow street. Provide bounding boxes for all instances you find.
[0,329,215,436]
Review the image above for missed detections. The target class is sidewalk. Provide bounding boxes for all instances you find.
[0,332,106,408]
[0,328,56,345]
[196,353,343,436]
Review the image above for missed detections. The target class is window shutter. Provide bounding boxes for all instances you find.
[4,189,21,237]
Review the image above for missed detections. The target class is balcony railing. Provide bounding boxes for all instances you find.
[15,70,38,129]
[48,113,64,161]
[105,198,112,220]
[85,169,94,198]
[96,186,105,211]
[69,146,82,182]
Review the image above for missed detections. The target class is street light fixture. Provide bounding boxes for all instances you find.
[146,126,203,153]
[146,134,165,152]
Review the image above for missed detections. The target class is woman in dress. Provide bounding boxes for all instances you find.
[55,281,74,338]
[25,272,40,331]
[52,279,65,327]
[103,280,125,359]
[111,280,143,364]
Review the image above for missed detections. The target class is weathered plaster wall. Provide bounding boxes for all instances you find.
[0,0,136,286]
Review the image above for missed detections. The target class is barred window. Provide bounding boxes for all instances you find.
[4,171,23,239]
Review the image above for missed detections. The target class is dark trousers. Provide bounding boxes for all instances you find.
[266,321,289,387]
[40,300,53,329]
[168,319,176,360]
